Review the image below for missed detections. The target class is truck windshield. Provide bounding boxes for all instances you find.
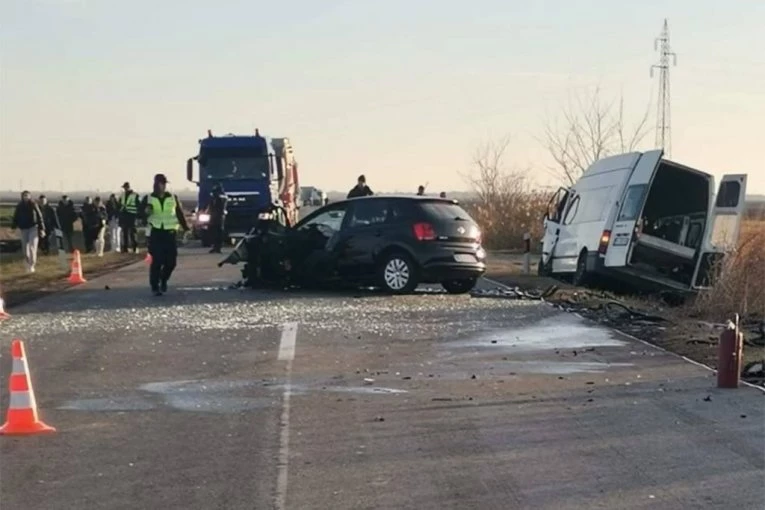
[202,157,269,181]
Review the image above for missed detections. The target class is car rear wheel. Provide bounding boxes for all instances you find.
[378,252,418,294]
[441,278,477,294]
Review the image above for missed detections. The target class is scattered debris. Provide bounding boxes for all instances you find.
[470,374,477,380]
[703,395,712,402]
[374,416,385,422]
[432,397,453,402]
[363,378,375,385]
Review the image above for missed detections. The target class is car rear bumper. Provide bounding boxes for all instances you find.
[416,243,487,282]
[421,261,486,282]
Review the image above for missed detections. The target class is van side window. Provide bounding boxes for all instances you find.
[617,184,648,222]
[716,181,741,208]
[563,196,580,225]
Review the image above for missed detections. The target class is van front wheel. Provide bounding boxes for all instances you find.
[572,250,591,287]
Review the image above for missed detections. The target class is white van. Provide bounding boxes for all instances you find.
[539,150,748,292]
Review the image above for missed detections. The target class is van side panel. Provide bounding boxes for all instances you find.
[550,156,639,274]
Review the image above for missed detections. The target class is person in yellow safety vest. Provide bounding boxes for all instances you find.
[119,182,140,253]
[141,173,189,296]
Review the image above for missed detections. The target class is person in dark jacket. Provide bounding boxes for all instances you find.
[120,182,140,253]
[141,173,190,296]
[416,185,425,196]
[57,195,77,253]
[80,197,96,253]
[106,193,121,252]
[347,175,374,199]
[11,191,45,273]
[208,183,228,254]
[38,194,60,255]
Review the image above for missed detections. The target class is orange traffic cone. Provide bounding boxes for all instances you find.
[0,297,9,321]
[0,339,56,436]
[67,249,86,284]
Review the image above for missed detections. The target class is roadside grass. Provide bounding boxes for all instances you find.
[0,230,144,307]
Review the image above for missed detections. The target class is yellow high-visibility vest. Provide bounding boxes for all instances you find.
[121,193,138,214]
[147,195,179,231]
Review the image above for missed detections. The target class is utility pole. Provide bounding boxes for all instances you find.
[651,19,677,157]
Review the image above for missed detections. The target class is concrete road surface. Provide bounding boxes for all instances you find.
[1,247,763,510]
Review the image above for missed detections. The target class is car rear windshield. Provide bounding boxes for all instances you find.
[418,201,476,223]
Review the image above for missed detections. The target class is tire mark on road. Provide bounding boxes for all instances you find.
[275,322,298,510]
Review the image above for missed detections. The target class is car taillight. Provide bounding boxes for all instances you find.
[598,230,611,254]
[413,222,436,241]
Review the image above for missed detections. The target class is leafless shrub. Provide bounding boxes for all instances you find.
[690,220,765,320]
[462,137,548,250]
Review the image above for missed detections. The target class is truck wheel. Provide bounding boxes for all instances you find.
[378,252,418,294]
[572,250,590,287]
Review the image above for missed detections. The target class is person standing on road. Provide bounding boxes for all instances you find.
[38,194,60,255]
[57,195,77,253]
[120,182,139,254]
[439,192,447,198]
[347,175,373,199]
[92,196,108,257]
[80,197,96,253]
[208,183,227,254]
[11,191,45,273]
[141,174,189,296]
[106,193,122,252]
[416,185,425,196]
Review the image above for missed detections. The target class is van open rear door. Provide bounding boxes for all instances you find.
[692,174,748,289]
[604,150,663,267]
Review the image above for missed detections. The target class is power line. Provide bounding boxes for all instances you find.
[651,19,677,157]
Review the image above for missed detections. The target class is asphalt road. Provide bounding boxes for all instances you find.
[1,247,763,510]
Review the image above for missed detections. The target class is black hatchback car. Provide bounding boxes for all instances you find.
[234,195,487,294]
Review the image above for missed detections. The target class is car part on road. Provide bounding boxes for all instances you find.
[602,301,668,324]
[441,278,478,294]
[470,285,559,301]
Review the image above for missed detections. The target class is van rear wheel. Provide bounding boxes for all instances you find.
[572,250,590,287]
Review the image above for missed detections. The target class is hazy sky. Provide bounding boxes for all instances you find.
[2,0,764,195]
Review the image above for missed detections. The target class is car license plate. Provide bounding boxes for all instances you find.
[614,237,629,246]
[454,254,476,263]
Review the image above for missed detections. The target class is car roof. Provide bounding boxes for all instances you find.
[334,195,458,206]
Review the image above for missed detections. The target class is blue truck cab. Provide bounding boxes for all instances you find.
[186,129,299,246]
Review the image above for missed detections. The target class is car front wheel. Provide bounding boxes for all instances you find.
[441,278,477,294]
[379,252,418,294]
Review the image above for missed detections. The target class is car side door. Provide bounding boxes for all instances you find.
[334,199,392,279]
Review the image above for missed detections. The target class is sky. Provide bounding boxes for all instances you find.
[1,0,764,195]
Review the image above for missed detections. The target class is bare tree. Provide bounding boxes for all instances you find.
[463,137,547,249]
[543,87,652,186]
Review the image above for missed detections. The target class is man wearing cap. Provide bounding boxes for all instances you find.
[141,174,189,296]
[119,181,140,254]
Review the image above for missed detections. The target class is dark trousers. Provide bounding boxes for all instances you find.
[40,231,52,255]
[62,229,74,253]
[211,221,225,251]
[83,227,94,253]
[148,229,178,290]
[121,215,138,252]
